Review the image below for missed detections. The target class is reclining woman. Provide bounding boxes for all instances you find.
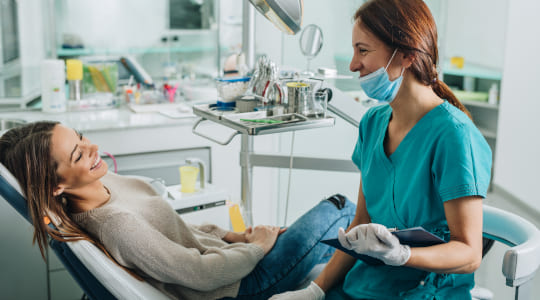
[0,121,355,300]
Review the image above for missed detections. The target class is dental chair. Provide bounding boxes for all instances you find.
[0,163,169,300]
[473,204,540,300]
[2,162,540,300]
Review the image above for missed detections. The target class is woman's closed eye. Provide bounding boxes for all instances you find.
[74,131,84,162]
[75,150,83,162]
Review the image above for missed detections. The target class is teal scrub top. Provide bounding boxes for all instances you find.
[341,101,492,300]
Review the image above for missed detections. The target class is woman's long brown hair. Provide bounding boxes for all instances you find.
[0,121,142,281]
[355,0,471,119]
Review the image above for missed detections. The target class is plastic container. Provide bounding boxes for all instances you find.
[215,76,250,105]
[286,82,311,114]
[488,83,498,105]
[236,95,261,112]
[41,59,67,113]
[179,166,199,193]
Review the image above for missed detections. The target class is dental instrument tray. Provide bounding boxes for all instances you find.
[192,104,335,135]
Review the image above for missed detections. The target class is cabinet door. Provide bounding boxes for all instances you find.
[0,197,48,299]
[103,147,211,185]
[49,269,84,300]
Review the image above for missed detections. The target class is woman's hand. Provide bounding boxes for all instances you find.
[223,231,247,243]
[338,223,411,266]
[245,225,286,255]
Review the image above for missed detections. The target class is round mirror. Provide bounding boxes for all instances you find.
[299,24,323,75]
[299,24,323,58]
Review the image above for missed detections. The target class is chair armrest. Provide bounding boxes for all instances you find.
[483,205,540,286]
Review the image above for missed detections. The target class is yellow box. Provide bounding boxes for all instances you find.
[228,203,246,232]
[450,56,465,69]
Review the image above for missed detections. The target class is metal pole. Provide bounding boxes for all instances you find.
[242,0,255,69]
[46,0,57,58]
[216,0,222,76]
[327,104,360,128]
[240,134,254,226]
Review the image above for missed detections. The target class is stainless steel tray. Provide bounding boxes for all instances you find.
[192,104,335,135]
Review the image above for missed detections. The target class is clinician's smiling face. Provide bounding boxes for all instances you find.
[50,124,108,194]
[349,20,401,81]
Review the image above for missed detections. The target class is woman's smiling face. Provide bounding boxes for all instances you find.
[349,19,402,81]
[50,124,108,194]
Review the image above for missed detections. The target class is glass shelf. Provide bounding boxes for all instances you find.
[334,55,503,81]
[461,99,499,110]
[442,59,502,80]
[57,46,219,57]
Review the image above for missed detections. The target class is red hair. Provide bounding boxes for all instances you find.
[355,0,471,118]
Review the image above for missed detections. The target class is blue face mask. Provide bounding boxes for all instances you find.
[358,49,403,102]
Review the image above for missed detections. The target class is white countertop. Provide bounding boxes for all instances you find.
[0,104,200,133]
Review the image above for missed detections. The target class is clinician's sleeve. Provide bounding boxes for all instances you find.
[432,124,492,202]
[351,129,363,170]
[352,108,373,170]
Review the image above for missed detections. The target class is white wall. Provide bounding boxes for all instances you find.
[56,0,168,49]
[443,0,508,70]
[493,0,540,212]
[18,0,45,66]
[255,1,363,71]
[255,0,509,76]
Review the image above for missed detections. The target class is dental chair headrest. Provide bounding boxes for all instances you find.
[0,162,62,226]
[0,162,31,223]
[0,162,25,196]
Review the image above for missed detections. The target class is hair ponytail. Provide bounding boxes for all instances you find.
[432,78,472,119]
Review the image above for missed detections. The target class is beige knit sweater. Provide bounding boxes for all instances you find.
[72,173,265,300]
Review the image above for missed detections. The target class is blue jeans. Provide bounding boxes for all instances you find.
[224,197,356,300]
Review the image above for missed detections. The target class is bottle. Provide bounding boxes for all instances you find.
[488,83,498,105]
[41,59,67,113]
[236,53,249,77]
[66,59,83,101]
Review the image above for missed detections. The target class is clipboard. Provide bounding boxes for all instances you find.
[321,226,446,265]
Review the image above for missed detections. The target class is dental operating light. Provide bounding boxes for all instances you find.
[248,0,303,34]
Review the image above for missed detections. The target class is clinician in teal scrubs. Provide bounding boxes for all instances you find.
[270,0,492,299]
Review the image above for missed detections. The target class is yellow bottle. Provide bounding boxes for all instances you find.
[66,59,83,100]
[66,59,83,80]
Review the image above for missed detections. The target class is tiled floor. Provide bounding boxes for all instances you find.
[474,188,540,299]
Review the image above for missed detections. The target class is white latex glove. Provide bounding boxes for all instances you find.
[338,223,411,266]
[269,281,324,300]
